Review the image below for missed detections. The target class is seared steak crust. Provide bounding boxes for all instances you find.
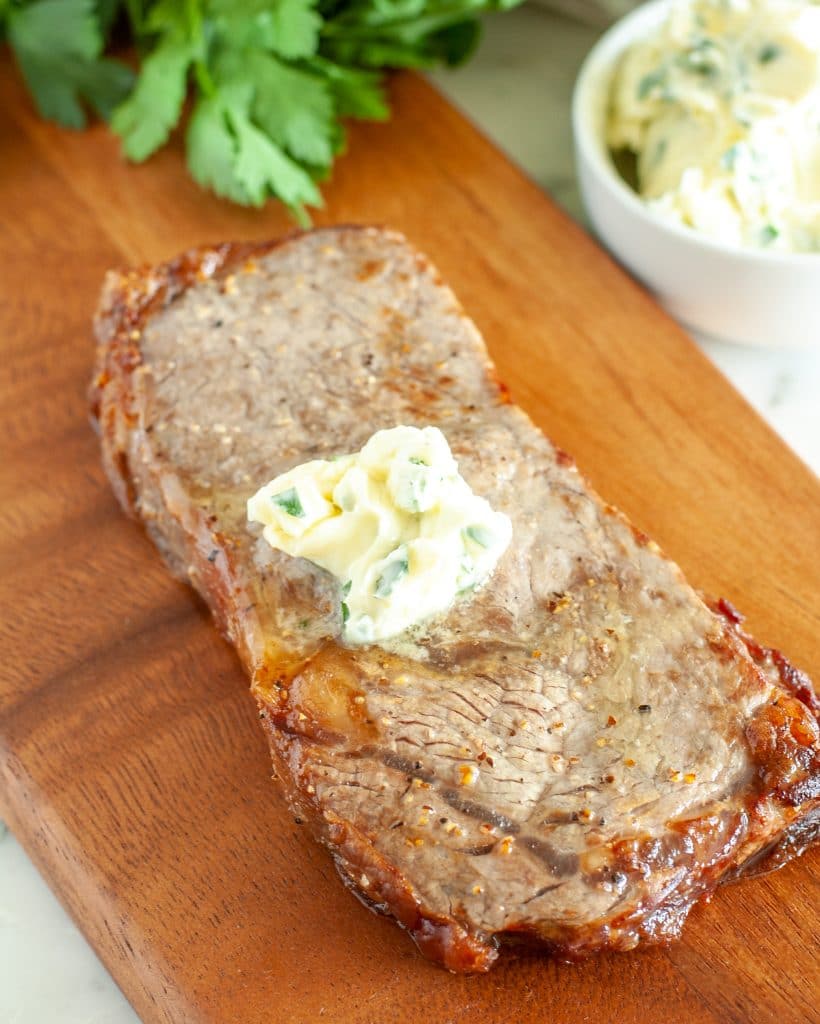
[91,227,820,972]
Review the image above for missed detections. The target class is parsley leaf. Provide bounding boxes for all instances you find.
[96,0,123,34]
[320,0,516,69]
[7,0,133,128]
[248,53,337,167]
[265,0,321,59]
[186,91,240,197]
[112,29,196,160]
[308,56,388,119]
[209,0,321,59]
[230,106,321,216]
[3,0,524,216]
[187,73,320,220]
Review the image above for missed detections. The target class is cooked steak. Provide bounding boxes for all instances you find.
[91,227,820,972]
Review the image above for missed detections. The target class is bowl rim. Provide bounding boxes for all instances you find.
[571,0,820,269]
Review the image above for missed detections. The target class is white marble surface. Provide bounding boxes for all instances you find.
[0,822,136,1023]
[2,7,818,1024]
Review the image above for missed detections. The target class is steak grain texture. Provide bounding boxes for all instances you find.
[90,227,820,972]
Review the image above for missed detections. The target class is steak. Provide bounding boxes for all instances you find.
[90,226,820,972]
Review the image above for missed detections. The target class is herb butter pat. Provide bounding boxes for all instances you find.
[608,0,820,252]
[247,426,512,644]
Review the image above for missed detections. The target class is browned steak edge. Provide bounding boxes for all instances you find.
[710,598,820,877]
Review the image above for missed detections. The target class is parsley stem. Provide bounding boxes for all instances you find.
[123,0,145,36]
[194,59,216,99]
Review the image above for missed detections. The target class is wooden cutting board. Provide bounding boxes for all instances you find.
[0,60,818,1024]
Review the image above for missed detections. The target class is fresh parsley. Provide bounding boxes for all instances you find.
[5,0,134,129]
[1,0,523,218]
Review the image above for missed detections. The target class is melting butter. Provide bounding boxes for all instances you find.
[247,425,512,644]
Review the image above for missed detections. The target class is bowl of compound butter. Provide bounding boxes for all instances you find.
[572,0,820,348]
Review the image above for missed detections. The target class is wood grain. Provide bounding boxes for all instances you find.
[0,59,818,1024]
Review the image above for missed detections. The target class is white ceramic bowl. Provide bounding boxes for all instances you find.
[572,0,820,348]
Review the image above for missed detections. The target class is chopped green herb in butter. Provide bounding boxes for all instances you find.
[608,0,820,253]
[271,487,304,518]
[247,425,512,645]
